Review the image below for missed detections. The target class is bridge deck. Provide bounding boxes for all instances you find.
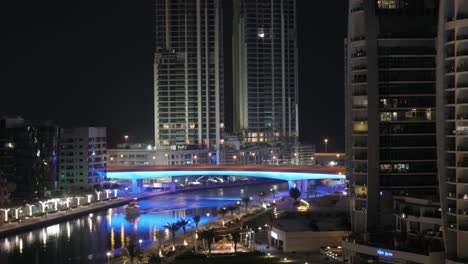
[108,164,344,175]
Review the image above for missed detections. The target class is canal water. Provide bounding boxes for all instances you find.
[0,182,289,264]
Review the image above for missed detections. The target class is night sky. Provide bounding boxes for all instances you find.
[0,0,346,151]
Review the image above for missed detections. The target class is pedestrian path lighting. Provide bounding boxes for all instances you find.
[106,189,112,199]
[50,199,59,211]
[1,208,10,222]
[106,252,111,264]
[113,189,118,197]
[65,197,72,208]
[96,190,102,201]
[14,207,22,219]
[87,194,93,204]
[39,201,48,213]
[75,197,83,206]
[26,204,34,216]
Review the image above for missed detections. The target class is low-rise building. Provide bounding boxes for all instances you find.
[270,211,351,253]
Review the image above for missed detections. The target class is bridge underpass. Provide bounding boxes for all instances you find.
[106,165,346,193]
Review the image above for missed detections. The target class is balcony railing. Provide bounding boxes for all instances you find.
[351,35,366,41]
[350,5,364,13]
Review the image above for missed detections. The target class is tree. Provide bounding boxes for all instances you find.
[289,187,301,201]
[177,218,190,238]
[269,188,278,199]
[154,229,166,253]
[258,192,266,203]
[227,205,236,221]
[218,207,227,225]
[231,231,241,254]
[147,252,165,264]
[193,215,201,231]
[242,196,252,214]
[200,229,216,255]
[120,244,144,264]
[163,222,180,248]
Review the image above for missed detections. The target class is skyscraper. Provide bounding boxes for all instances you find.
[344,0,442,262]
[154,0,224,154]
[232,0,298,145]
[438,1,468,262]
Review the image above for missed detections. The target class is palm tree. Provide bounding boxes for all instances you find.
[289,187,301,201]
[177,218,190,238]
[242,196,251,214]
[147,252,165,264]
[192,215,201,254]
[227,205,236,221]
[258,191,266,203]
[163,222,180,248]
[269,188,277,199]
[154,229,165,254]
[120,244,143,264]
[192,215,201,231]
[232,231,241,254]
[200,229,215,255]
[218,207,227,225]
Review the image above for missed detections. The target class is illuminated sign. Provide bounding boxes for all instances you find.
[271,231,278,239]
[377,249,393,257]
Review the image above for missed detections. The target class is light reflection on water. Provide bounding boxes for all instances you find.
[0,182,288,264]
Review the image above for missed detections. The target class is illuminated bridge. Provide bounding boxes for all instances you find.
[107,165,346,193]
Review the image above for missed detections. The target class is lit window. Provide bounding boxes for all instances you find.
[377,0,400,9]
[258,28,265,38]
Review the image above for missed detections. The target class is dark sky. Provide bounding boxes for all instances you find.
[0,0,346,151]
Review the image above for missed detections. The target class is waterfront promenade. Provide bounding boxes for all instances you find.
[0,180,280,238]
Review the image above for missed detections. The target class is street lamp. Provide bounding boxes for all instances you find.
[324,138,329,152]
[106,251,111,264]
[124,135,129,143]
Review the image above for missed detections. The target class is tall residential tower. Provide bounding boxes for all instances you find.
[232,0,298,145]
[438,1,468,262]
[154,0,224,153]
[344,0,442,262]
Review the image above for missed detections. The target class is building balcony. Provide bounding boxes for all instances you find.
[350,5,364,13]
[458,209,468,216]
[457,145,468,151]
[422,211,442,219]
[351,51,366,58]
[351,35,366,41]
[448,192,457,199]
[352,65,367,71]
[457,66,468,73]
[355,194,367,199]
[457,50,468,57]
